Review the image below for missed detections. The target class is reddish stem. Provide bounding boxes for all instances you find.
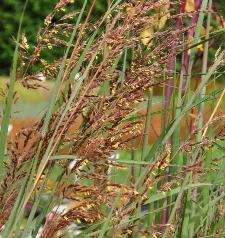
[182,0,203,96]
[164,0,187,127]
[161,0,187,231]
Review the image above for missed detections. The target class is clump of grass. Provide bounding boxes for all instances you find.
[0,0,225,238]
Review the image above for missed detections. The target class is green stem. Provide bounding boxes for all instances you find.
[0,0,28,178]
[141,88,153,161]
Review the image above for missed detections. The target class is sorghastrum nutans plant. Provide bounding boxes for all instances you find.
[0,0,191,236]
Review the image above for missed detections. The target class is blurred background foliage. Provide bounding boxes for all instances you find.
[0,0,225,75]
[0,0,106,75]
